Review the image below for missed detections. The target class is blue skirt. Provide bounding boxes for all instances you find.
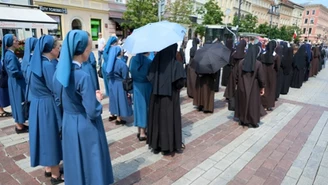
[62,113,114,185]
[0,88,10,107]
[29,96,62,167]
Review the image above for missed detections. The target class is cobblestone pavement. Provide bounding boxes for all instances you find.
[1,65,328,185]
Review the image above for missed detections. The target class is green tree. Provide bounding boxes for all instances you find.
[122,0,158,29]
[195,0,224,36]
[232,15,239,26]
[201,0,224,25]
[239,14,258,33]
[256,22,271,35]
[166,0,194,25]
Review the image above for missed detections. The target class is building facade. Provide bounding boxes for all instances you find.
[218,0,252,24]
[252,0,279,26]
[279,0,293,27]
[300,4,328,44]
[108,0,127,38]
[34,0,115,49]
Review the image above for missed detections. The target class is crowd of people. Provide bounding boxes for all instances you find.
[0,29,327,185]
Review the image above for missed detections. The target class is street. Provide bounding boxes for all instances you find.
[1,66,328,185]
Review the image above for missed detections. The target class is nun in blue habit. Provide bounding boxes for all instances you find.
[0,39,11,116]
[107,46,133,125]
[2,34,28,133]
[54,30,114,185]
[130,53,152,140]
[102,36,118,96]
[28,35,63,184]
[81,51,100,90]
[21,37,38,81]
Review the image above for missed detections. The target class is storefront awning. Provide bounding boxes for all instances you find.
[0,6,58,29]
[111,18,124,24]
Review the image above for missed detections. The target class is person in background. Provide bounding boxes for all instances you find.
[21,37,38,80]
[102,36,118,97]
[106,46,133,125]
[54,30,114,185]
[0,39,11,118]
[97,32,106,67]
[130,53,152,141]
[2,34,28,133]
[28,35,63,185]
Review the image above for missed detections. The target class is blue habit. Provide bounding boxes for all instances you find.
[0,88,10,108]
[4,50,26,123]
[108,55,133,117]
[82,52,100,90]
[130,54,152,128]
[28,56,62,167]
[53,63,114,185]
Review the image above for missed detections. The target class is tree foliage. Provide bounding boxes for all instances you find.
[166,0,194,25]
[199,0,224,25]
[195,0,224,36]
[238,14,258,33]
[122,0,158,29]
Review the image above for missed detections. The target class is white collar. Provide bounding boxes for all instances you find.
[42,55,51,61]
[72,61,82,67]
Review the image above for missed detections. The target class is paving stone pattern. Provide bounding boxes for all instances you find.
[1,64,328,185]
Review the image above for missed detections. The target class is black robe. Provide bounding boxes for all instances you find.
[147,44,186,153]
[290,45,307,89]
[280,47,294,95]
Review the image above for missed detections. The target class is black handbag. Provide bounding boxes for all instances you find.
[98,66,103,78]
[122,77,133,91]
[0,64,8,88]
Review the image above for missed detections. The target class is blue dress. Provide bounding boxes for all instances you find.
[53,62,113,185]
[28,56,62,167]
[108,57,133,117]
[4,50,26,123]
[82,52,100,90]
[102,47,114,96]
[130,55,152,128]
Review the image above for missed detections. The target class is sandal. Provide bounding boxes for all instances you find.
[0,111,12,117]
[44,168,64,177]
[108,115,117,122]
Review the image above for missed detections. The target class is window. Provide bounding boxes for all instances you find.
[115,0,123,3]
[309,28,312,34]
[90,19,101,41]
[304,18,308,24]
[310,18,314,24]
[306,10,309,15]
[47,14,62,40]
[303,28,306,34]
[312,10,315,15]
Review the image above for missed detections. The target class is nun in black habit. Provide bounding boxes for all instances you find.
[147,43,186,154]
[221,39,235,87]
[280,45,294,94]
[186,38,199,98]
[290,45,307,88]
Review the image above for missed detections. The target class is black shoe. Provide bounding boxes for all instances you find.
[138,136,147,141]
[15,125,29,134]
[267,107,273,111]
[50,176,64,185]
[44,171,51,178]
[137,133,140,139]
[108,116,117,122]
[115,120,126,125]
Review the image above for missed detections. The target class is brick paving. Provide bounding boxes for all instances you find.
[1,65,328,185]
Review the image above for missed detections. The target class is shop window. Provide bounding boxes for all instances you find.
[48,14,62,40]
[72,19,82,30]
[2,29,17,36]
[90,19,101,41]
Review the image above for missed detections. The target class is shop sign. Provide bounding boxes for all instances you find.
[40,6,67,14]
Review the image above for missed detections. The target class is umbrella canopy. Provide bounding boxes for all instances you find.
[191,42,231,74]
[122,21,186,54]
